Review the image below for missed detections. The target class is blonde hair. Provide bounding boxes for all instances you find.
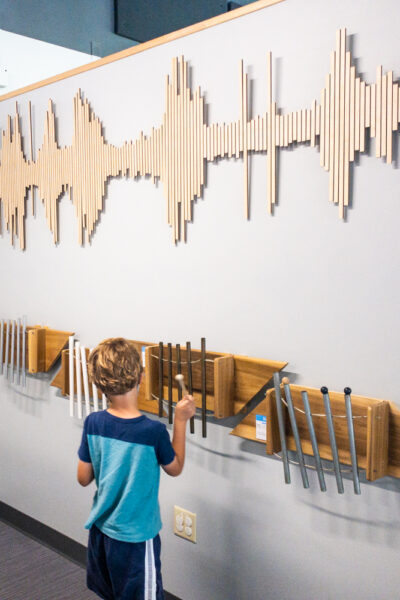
[88,338,143,397]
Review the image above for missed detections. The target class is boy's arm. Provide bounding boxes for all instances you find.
[77,459,95,486]
[162,394,195,477]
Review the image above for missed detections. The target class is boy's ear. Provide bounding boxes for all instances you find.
[139,372,144,384]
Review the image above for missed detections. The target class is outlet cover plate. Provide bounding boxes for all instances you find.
[174,505,197,543]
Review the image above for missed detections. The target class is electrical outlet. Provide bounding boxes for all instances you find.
[174,505,197,543]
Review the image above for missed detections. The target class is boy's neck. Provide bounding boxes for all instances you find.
[106,387,142,419]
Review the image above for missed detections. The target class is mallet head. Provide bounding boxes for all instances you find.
[175,373,188,395]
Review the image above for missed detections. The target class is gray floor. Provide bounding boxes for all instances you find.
[0,520,97,600]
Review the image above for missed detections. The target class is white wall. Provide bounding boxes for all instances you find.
[1,1,400,599]
[0,29,98,93]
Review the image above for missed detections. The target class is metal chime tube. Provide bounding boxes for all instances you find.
[16,319,21,385]
[301,390,326,492]
[283,379,309,488]
[273,372,291,484]
[75,341,83,419]
[168,343,173,424]
[321,386,344,494]
[81,346,91,416]
[158,342,164,417]
[0,320,4,376]
[176,344,182,401]
[186,341,194,434]
[10,320,15,382]
[201,337,207,438]
[22,316,27,387]
[344,387,361,495]
[4,321,10,379]
[69,336,74,417]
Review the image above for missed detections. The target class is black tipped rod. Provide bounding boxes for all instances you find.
[176,344,182,401]
[167,343,173,424]
[186,341,194,434]
[344,387,361,495]
[301,390,326,492]
[16,318,21,385]
[283,379,309,489]
[273,372,290,484]
[201,337,207,438]
[321,386,344,494]
[158,342,164,417]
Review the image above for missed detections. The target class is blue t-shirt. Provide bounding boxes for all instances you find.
[78,410,175,543]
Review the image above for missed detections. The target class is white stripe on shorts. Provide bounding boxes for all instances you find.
[144,539,156,600]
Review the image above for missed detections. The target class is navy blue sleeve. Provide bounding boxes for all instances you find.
[78,417,92,463]
[155,424,175,466]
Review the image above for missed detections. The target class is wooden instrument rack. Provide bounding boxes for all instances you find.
[51,339,287,419]
[1,323,73,374]
[231,381,391,482]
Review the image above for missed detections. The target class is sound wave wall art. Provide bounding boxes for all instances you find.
[0,28,399,250]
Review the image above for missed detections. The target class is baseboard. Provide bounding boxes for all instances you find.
[0,500,181,600]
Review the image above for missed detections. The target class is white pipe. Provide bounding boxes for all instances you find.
[68,336,74,418]
[102,393,107,410]
[75,341,82,419]
[80,346,91,416]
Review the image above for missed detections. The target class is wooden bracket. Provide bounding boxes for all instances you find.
[27,326,74,373]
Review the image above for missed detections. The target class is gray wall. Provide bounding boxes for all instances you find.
[1,1,400,599]
[0,0,136,57]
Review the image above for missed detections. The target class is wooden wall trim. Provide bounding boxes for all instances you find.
[0,0,285,102]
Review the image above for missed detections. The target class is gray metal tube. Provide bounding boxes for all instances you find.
[321,387,344,494]
[273,372,291,484]
[16,319,21,385]
[4,320,10,379]
[301,391,326,492]
[0,320,4,375]
[344,387,361,495]
[22,316,26,387]
[283,381,309,489]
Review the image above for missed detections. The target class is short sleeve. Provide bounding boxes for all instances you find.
[78,417,92,463]
[155,424,175,466]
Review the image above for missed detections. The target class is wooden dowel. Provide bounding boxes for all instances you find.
[338,28,346,213]
[393,83,399,132]
[344,51,350,208]
[320,90,325,166]
[329,51,335,201]
[386,71,393,163]
[376,66,382,157]
[381,72,387,158]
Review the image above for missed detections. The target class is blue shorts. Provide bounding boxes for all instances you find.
[87,524,164,600]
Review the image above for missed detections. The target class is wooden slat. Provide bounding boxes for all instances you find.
[366,402,389,481]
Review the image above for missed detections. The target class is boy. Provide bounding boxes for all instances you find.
[77,337,195,600]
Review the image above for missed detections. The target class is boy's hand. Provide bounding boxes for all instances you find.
[175,394,196,422]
